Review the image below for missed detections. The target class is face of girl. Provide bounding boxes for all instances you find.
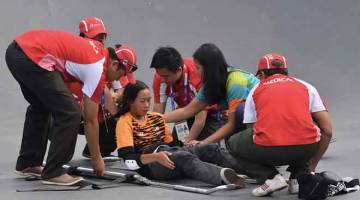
[129,89,151,119]
[194,59,204,80]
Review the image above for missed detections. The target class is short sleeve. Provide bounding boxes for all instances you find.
[116,114,135,149]
[65,58,106,104]
[153,73,168,104]
[226,71,259,113]
[243,85,259,123]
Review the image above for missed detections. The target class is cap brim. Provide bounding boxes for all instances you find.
[84,30,107,39]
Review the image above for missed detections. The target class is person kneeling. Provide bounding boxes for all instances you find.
[227,53,332,197]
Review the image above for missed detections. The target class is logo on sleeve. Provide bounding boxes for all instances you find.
[89,40,100,54]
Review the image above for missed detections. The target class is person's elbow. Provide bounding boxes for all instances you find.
[83,111,98,126]
[321,125,332,139]
[195,111,207,125]
[222,119,236,136]
[313,111,333,139]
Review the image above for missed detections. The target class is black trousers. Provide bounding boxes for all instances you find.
[143,144,246,185]
[227,128,319,183]
[5,41,81,179]
[80,117,117,155]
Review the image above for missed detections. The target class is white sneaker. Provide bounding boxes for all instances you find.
[252,174,288,197]
[288,179,299,194]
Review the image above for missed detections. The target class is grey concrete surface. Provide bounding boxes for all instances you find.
[0,0,359,199]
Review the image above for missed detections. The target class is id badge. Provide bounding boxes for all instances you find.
[174,121,190,142]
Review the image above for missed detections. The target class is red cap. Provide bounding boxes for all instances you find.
[79,17,107,38]
[115,44,138,74]
[257,53,287,75]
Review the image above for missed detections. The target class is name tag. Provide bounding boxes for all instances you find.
[174,121,189,142]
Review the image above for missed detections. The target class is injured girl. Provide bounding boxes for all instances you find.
[115,80,246,187]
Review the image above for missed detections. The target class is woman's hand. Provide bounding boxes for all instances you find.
[185,139,201,146]
[155,151,175,170]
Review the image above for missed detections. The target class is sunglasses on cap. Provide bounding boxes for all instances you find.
[120,59,138,73]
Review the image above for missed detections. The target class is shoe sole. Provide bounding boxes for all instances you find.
[14,170,41,178]
[288,188,299,194]
[41,177,85,186]
[263,185,288,196]
[222,169,245,188]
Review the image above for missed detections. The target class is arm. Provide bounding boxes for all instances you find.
[140,152,175,170]
[83,96,105,176]
[153,102,166,114]
[310,111,332,171]
[185,110,207,143]
[164,99,207,123]
[246,123,254,128]
[152,74,167,114]
[201,111,236,144]
[118,147,175,170]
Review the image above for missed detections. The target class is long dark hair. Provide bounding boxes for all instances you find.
[116,80,149,117]
[193,43,228,104]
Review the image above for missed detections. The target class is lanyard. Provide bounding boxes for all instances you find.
[169,65,189,111]
[100,90,109,134]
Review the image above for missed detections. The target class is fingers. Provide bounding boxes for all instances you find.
[165,156,175,169]
[164,160,175,170]
[185,140,200,147]
[159,152,175,170]
[190,140,200,145]
[94,169,105,176]
[91,158,105,176]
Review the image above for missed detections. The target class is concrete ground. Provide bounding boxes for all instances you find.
[0,0,359,199]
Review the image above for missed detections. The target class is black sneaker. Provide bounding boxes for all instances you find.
[220,168,245,188]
